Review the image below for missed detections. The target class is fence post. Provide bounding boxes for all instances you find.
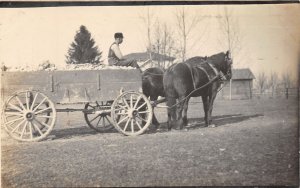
[285,88,288,99]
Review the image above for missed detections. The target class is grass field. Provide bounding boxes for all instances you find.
[1,98,299,187]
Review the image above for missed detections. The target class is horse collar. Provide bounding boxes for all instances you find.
[207,63,219,76]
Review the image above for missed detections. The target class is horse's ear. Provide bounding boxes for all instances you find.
[226,50,231,59]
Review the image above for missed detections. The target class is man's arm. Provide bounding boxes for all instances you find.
[111,44,124,60]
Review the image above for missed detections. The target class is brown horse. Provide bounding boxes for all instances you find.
[142,67,165,129]
[163,51,232,130]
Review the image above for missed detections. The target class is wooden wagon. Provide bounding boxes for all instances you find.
[1,69,153,142]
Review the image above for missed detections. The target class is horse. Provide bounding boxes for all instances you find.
[142,67,165,129]
[163,51,232,130]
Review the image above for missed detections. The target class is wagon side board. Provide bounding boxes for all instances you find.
[1,69,142,104]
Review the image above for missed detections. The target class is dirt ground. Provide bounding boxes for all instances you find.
[1,98,299,187]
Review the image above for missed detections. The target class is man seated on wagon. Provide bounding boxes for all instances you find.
[108,32,140,70]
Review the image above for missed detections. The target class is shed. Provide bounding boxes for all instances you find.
[219,68,255,100]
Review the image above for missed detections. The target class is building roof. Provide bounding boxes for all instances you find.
[232,68,255,80]
[124,52,176,62]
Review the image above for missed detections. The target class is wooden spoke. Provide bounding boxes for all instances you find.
[83,102,114,132]
[15,96,26,110]
[34,119,50,129]
[122,98,130,109]
[133,96,142,109]
[5,117,24,125]
[136,101,147,110]
[136,115,147,122]
[111,91,153,136]
[138,110,151,114]
[135,120,142,130]
[123,118,131,132]
[11,120,26,133]
[3,91,57,142]
[32,121,43,136]
[8,103,23,113]
[96,116,102,127]
[131,119,134,133]
[117,115,129,125]
[102,116,106,127]
[36,115,53,119]
[105,116,112,124]
[20,121,28,138]
[89,114,101,123]
[32,97,47,112]
[5,112,23,116]
[30,93,39,110]
[35,107,52,115]
[29,122,33,139]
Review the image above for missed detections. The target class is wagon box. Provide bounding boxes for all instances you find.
[1,69,153,142]
[1,69,142,103]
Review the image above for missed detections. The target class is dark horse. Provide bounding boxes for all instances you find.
[142,67,165,129]
[163,51,232,130]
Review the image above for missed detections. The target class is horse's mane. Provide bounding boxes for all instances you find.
[185,52,227,65]
[207,52,226,64]
[184,56,207,65]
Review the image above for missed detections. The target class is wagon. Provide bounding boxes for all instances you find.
[1,68,153,142]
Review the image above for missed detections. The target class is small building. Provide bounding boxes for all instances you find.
[219,68,255,100]
[124,52,175,70]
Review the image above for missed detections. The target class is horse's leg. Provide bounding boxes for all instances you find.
[207,91,218,125]
[175,96,185,130]
[167,97,177,131]
[201,95,209,126]
[182,97,190,127]
[150,95,160,130]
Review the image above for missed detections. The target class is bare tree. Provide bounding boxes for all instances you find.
[257,72,268,94]
[218,7,242,100]
[152,21,176,69]
[282,72,292,89]
[218,7,241,60]
[268,71,279,97]
[174,6,204,62]
[139,7,155,63]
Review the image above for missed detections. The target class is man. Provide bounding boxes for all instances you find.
[108,32,140,69]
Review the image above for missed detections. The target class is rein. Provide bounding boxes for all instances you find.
[155,67,231,109]
[156,74,222,109]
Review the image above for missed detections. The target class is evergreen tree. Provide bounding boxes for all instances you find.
[66,25,102,64]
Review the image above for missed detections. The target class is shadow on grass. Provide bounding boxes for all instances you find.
[49,113,263,139]
[50,125,118,140]
[146,113,264,134]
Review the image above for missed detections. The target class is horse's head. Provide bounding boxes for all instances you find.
[223,50,233,80]
[207,51,232,80]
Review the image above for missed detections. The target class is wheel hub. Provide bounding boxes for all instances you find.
[128,109,138,118]
[25,111,35,121]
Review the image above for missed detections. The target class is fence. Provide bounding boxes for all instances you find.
[252,88,299,99]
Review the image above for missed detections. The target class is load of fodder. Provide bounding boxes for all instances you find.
[2,61,137,72]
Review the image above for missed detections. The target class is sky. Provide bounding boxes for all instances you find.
[0,4,299,82]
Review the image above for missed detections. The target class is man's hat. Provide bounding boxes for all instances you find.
[114,32,124,39]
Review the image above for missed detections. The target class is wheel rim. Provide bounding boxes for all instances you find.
[83,102,114,132]
[111,91,153,136]
[2,90,56,142]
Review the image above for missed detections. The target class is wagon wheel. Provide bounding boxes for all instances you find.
[2,90,56,142]
[111,91,153,136]
[83,101,114,132]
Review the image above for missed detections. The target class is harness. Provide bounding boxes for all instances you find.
[184,61,220,91]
